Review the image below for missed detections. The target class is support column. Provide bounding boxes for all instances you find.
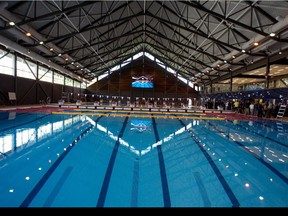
[108,70,110,97]
[36,63,39,104]
[52,71,54,103]
[230,70,233,92]
[14,53,17,105]
[119,69,121,97]
[210,81,213,94]
[186,79,189,98]
[96,76,99,95]
[164,73,167,98]
[176,72,178,99]
[265,57,270,89]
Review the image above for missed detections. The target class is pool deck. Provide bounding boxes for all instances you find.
[0,103,287,121]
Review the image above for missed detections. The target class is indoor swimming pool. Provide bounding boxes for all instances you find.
[0,111,287,207]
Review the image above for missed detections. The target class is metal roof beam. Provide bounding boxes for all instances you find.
[180,1,270,38]
[205,48,288,85]
[146,11,242,53]
[234,74,266,79]
[1,1,98,31]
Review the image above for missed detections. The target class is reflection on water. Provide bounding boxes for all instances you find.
[0,113,199,158]
[0,112,287,207]
[86,118,200,156]
[1,114,287,173]
[0,114,85,159]
[3,114,286,168]
[130,119,152,133]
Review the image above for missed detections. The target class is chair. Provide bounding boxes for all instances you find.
[8,92,16,105]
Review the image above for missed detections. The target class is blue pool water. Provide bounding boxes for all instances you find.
[0,111,287,207]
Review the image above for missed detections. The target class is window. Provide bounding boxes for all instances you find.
[17,57,36,80]
[81,82,87,89]
[54,72,64,85]
[144,52,154,61]
[188,81,194,88]
[98,71,109,81]
[133,52,143,60]
[111,65,120,72]
[121,58,131,67]
[178,75,187,84]
[0,50,14,76]
[65,77,74,87]
[74,81,81,88]
[167,67,176,75]
[39,66,52,83]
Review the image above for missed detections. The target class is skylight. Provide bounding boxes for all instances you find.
[133,52,143,60]
[144,52,154,61]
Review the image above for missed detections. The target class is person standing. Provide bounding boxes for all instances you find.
[244,100,250,115]
[234,100,239,113]
[249,101,254,116]
[265,101,274,118]
[258,102,264,118]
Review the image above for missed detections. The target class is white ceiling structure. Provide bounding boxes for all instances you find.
[0,0,288,87]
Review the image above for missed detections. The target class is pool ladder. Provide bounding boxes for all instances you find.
[276,104,287,119]
[276,122,284,135]
[276,98,287,120]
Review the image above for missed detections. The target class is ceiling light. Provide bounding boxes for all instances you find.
[26,32,31,37]
[49,48,53,51]
[58,53,62,56]
[9,21,15,26]
[241,49,246,53]
[253,42,259,46]
[270,32,276,37]
[39,41,44,45]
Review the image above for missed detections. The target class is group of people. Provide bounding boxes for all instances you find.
[233,99,280,118]
[204,98,281,118]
